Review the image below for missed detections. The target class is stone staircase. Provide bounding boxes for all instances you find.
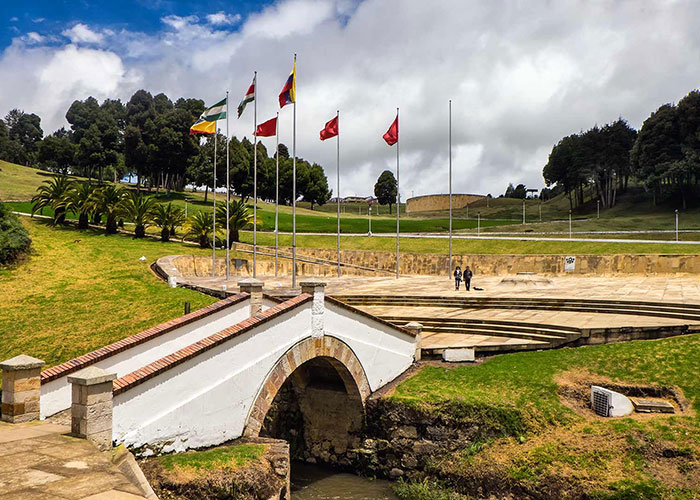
[380,316,582,346]
[331,295,700,322]
[331,295,700,358]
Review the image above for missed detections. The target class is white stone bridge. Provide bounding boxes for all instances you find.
[19,279,418,456]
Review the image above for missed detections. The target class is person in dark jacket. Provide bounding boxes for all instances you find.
[453,265,462,290]
[464,266,473,291]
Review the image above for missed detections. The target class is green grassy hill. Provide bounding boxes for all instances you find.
[0,161,514,234]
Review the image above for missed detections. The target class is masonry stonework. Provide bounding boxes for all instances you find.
[69,366,117,451]
[406,193,485,213]
[0,355,45,423]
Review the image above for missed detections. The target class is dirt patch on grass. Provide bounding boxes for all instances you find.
[555,369,693,420]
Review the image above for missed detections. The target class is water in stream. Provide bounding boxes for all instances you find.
[291,463,397,499]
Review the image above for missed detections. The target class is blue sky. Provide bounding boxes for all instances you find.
[0,0,272,49]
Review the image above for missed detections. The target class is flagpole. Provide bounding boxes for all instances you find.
[253,72,258,278]
[448,99,452,278]
[336,109,341,278]
[212,129,217,277]
[226,91,230,281]
[292,53,297,288]
[395,107,400,279]
[275,111,279,277]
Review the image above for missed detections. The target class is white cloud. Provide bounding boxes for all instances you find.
[62,23,105,44]
[206,11,242,26]
[161,15,199,31]
[3,0,700,198]
[10,17,18,22]
[25,32,45,44]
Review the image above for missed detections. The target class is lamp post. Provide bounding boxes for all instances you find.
[522,199,525,225]
[675,209,679,242]
[569,210,572,238]
[368,204,372,235]
[477,212,481,235]
[597,199,600,219]
[539,201,542,222]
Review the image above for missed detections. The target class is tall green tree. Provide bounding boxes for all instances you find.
[37,134,76,174]
[4,109,43,165]
[374,170,397,213]
[301,163,331,209]
[630,104,683,205]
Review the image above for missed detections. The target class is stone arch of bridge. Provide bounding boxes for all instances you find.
[243,335,371,438]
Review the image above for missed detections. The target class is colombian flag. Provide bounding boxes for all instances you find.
[189,117,216,136]
[279,60,296,108]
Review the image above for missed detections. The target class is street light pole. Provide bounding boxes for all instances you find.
[368,204,372,235]
[675,209,679,242]
[569,210,572,238]
[522,199,525,225]
[597,199,600,219]
[477,212,480,235]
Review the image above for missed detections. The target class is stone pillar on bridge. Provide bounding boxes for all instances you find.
[238,278,265,317]
[404,322,423,362]
[301,279,327,338]
[0,355,45,423]
[68,366,117,451]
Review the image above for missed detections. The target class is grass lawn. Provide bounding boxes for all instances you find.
[4,200,513,234]
[156,443,266,473]
[241,231,700,255]
[0,219,219,372]
[393,335,700,498]
[0,160,88,201]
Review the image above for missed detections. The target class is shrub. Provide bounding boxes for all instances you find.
[0,201,31,265]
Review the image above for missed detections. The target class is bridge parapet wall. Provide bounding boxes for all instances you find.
[39,295,251,419]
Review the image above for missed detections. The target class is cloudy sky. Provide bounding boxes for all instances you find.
[1,0,699,198]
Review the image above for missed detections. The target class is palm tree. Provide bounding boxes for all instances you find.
[119,191,157,238]
[217,198,253,247]
[93,185,125,234]
[65,182,96,229]
[184,210,214,248]
[152,202,186,242]
[31,176,74,225]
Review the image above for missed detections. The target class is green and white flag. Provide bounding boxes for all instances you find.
[238,75,255,118]
[201,98,227,122]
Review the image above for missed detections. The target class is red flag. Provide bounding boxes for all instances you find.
[320,116,338,141]
[254,117,277,137]
[383,115,398,146]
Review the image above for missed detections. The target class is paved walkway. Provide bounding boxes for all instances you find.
[183,274,700,305]
[0,421,146,500]
[359,305,699,329]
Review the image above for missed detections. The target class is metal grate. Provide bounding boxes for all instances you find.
[592,390,610,417]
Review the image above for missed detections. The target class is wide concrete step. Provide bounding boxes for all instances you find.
[381,316,580,337]
[421,326,574,344]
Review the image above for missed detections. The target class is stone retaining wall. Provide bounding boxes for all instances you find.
[294,248,700,276]
[160,249,700,278]
[406,193,485,213]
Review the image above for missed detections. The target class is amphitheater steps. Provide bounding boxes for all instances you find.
[380,316,579,345]
[331,295,700,322]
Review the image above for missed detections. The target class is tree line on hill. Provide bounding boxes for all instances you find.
[543,88,700,210]
[0,90,331,209]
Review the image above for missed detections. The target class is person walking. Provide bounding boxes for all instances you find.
[453,265,462,290]
[464,266,473,291]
